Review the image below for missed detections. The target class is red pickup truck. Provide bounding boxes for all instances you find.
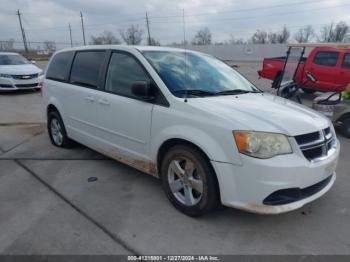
[258,46,350,93]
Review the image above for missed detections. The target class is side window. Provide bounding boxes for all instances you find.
[105,52,150,97]
[46,51,74,81]
[313,51,339,67]
[342,54,350,69]
[70,51,105,88]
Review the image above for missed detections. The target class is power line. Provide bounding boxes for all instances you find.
[150,3,350,24]
[2,0,347,33]
[149,0,334,19]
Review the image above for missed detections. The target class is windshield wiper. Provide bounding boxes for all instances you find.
[173,89,216,97]
[214,89,260,95]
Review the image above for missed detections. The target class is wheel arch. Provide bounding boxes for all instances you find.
[156,138,221,199]
[47,104,59,116]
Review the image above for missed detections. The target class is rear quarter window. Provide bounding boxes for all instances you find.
[313,51,339,67]
[46,51,74,81]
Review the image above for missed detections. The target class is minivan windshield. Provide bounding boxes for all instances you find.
[0,54,30,65]
[142,50,260,97]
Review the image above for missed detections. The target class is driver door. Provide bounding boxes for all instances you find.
[95,51,154,165]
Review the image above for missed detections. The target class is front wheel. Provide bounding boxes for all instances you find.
[160,145,220,217]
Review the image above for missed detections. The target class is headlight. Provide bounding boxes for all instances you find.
[233,131,292,159]
[0,73,12,78]
[39,71,44,76]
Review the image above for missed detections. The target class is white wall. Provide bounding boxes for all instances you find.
[183,44,290,62]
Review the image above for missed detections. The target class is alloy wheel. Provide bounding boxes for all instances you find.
[50,118,63,146]
[167,157,204,206]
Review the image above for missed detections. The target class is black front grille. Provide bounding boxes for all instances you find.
[295,127,336,161]
[295,131,320,145]
[15,83,39,88]
[302,147,323,160]
[12,73,38,80]
[263,175,333,206]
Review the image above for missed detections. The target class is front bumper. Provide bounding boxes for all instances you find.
[0,76,43,91]
[211,139,340,214]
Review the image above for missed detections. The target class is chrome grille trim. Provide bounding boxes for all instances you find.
[295,127,337,162]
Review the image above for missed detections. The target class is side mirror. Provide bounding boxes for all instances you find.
[306,72,317,83]
[31,60,36,64]
[131,81,154,100]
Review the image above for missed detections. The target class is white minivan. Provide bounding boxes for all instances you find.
[43,45,340,216]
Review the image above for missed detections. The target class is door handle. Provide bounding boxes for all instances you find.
[84,96,95,102]
[98,98,110,105]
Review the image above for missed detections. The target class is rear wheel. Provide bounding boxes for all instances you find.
[341,118,350,138]
[160,145,220,217]
[48,111,73,148]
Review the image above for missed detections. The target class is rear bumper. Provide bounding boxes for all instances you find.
[0,76,43,91]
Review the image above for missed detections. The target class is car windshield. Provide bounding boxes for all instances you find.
[0,54,30,65]
[142,50,260,97]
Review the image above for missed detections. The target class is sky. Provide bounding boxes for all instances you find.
[0,0,350,49]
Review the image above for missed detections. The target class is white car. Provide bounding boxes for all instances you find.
[0,52,44,91]
[43,46,340,216]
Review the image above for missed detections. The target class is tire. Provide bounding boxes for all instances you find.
[160,145,220,217]
[47,111,73,148]
[271,72,282,89]
[302,88,316,94]
[341,118,350,138]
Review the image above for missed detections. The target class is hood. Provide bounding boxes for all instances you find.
[187,93,330,136]
[0,64,42,75]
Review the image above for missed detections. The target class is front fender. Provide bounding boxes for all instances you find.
[151,124,242,166]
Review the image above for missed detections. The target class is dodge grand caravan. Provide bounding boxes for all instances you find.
[43,46,340,216]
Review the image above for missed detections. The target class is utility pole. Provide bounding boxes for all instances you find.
[145,12,151,45]
[69,23,73,47]
[16,9,28,52]
[80,11,86,45]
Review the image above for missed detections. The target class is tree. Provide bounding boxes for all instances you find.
[91,31,121,45]
[319,21,349,42]
[43,41,56,53]
[266,26,290,44]
[277,26,290,43]
[0,39,14,51]
[294,25,314,43]
[251,30,268,44]
[119,24,143,45]
[149,37,160,46]
[192,27,212,45]
[229,34,245,44]
[268,32,279,44]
